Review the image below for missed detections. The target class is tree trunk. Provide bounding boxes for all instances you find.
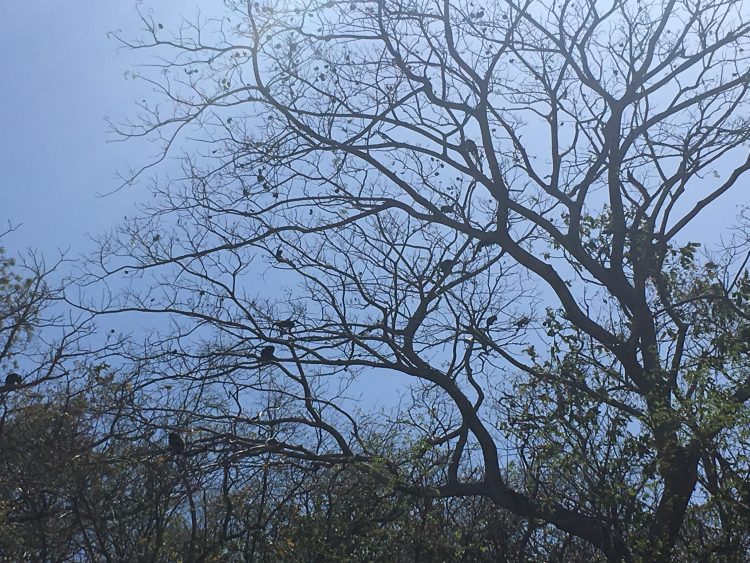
[647,446,700,562]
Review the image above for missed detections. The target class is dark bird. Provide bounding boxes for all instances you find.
[265,438,280,447]
[515,316,531,330]
[168,431,185,454]
[486,315,498,328]
[275,319,296,332]
[440,204,456,214]
[5,373,22,387]
[463,139,479,160]
[474,9,485,19]
[438,259,456,275]
[474,239,495,254]
[275,247,284,261]
[257,172,265,183]
[259,345,276,362]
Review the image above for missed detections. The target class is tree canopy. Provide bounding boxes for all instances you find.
[5,0,750,560]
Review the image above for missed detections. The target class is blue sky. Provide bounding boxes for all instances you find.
[2,1,747,260]
[2,0,749,420]
[0,1,207,257]
[0,1,405,408]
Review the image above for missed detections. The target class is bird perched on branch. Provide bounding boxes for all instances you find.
[274,318,296,333]
[474,239,496,254]
[5,373,22,388]
[168,431,185,455]
[486,314,498,328]
[259,345,276,362]
[462,139,481,165]
[438,259,457,275]
[274,247,295,267]
[514,316,531,331]
[2,373,22,393]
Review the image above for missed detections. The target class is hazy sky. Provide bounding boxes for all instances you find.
[2,0,748,268]
[3,1,749,412]
[2,1,747,260]
[0,1,209,257]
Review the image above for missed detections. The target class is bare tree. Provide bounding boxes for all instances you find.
[0,227,105,408]
[89,0,750,559]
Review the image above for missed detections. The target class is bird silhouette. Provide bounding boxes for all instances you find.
[4,373,21,388]
[463,139,480,163]
[486,315,498,328]
[168,431,185,454]
[275,319,296,333]
[474,239,496,254]
[438,259,457,274]
[259,345,276,362]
